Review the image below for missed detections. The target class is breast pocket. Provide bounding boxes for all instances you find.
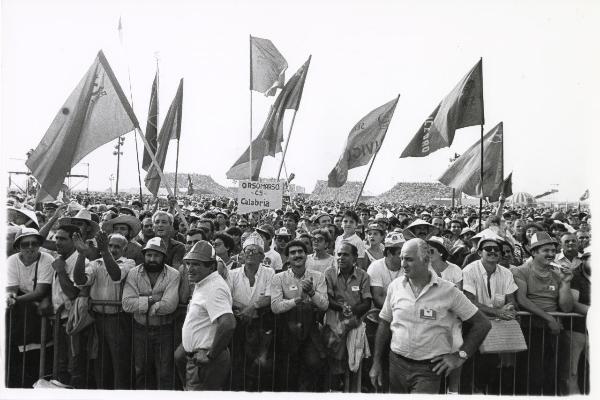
[416,303,447,325]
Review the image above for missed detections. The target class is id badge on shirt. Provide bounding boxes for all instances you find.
[420,308,437,320]
[351,285,360,292]
[289,285,298,291]
[547,284,556,292]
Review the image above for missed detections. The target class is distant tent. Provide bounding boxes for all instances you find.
[509,192,536,206]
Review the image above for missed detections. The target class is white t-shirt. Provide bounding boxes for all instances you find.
[6,252,54,293]
[435,262,463,287]
[182,271,233,352]
[367,258,404,291]
[335,232,366,258]
[306,253,336,274]
[263,249,283,271]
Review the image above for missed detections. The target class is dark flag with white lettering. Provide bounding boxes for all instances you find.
[400,59,483,158]
[328,98,399,188]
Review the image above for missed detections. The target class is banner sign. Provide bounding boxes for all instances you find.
[237,180,283,214]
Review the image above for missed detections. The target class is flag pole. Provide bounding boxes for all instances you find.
[174,138,180,198]
[136,127,189,230]
[276,110,298,181]
[249,35,254,181]
[478,57,485,232]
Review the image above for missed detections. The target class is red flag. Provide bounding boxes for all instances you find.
[328,97,399,188]
[142,71,159,171]
[401,60,483,158]
[438,122,504,201]
[145,79,183,195]
[225,137,266,181]
[26,50,138,199]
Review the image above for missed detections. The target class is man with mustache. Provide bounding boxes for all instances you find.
[73,231,134,389]
[555,232,582,271]
[271,239,328,391]
[181,240,236,390]
[122,237,181,390]
[511,231,574,395]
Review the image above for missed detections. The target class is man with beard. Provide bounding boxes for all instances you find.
[511,232,574,395]
[181,241,236,391]
[369,239,491,394]
[555,232,582,271]
[122,237,181,390]
[152,211,185,269]
[271,239,328,391]
[559,246,590,394]
[102,214,144,265]
[73,232,134,389]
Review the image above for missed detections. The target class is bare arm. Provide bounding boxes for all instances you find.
[13,283,51,304]
[370,286,386,309]
[209,313,236,357]
[459,310,492,357]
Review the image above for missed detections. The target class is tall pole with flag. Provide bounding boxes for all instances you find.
[478,57,485,231]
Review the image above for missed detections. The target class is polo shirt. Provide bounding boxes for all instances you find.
[182,271,233,352]
[270,268,328,314]
[229,265,274,309]
[79,256,135,313]
[7,252,54,293]
[570,265,590,333]
[122,264,181,326]
[510,261,562,312]
[463,260,518,308]
[379,273,477,360]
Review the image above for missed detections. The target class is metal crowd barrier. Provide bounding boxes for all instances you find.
[5,303,589,394]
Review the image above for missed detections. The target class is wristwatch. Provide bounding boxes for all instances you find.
[456,350,468,360]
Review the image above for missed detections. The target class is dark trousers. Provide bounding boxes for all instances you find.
[516,323,560,395]
[389,351,441,394]
[185,348,231,390]
[93,312,132,389]
[55,319,91,388]
[132,322,175,390]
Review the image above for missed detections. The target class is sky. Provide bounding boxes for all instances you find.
[2,0,600,202]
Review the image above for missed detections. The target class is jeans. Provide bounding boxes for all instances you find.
[185,348,231,391]
[558,330,588,395]
[132,322,175,390]
[389,351,441,394]
[93,312,132,389]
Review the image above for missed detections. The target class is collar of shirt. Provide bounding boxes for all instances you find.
[401,271,440,298]
[477,260,499,277]
[336,265,358,280]
[139,265,168,278]
[557,251,580,262]
[195,270,220,289]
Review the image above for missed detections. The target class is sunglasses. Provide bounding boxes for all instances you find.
[482,246,500,253]
[244,248,263,255]
[20,240,40,249]
[275,236,290,242]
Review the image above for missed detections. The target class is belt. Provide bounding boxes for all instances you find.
[391,351,434,364]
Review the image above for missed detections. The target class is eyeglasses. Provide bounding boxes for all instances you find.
[482,246,500,253]
[20,240,40,249]
[244,248,263,255]
[275,237,290,242]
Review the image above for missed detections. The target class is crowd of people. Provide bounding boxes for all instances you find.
[5,190,591,394]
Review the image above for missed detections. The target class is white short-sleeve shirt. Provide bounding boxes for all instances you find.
[229,265,274,308]
[6,252,54,293]
[182,271,233,352]
[462,260,518,308]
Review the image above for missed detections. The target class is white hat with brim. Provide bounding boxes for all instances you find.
[8,207,40,229]
[13,227,44,250]
[402,219,437,239]
[58,209,100,237]
[101,215,142,238]
[142,237,167,256]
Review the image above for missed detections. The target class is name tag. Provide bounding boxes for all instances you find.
[351,286,360,292]
[548,285,556,291]
[289,285,298,291]
[420,308,437,320]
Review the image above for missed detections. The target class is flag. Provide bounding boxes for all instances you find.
[26,50,139,199]
[142,71,159,170]
[250,35,288,96]
[145,79,183,195]
[328,97,399,188]
[580,189,590,201]
[259,56,311,156]
[500,172,513,199]
[438,121,505,201]
[400,60,483,158]
[187,174,194,195]
[225,137,267,181]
